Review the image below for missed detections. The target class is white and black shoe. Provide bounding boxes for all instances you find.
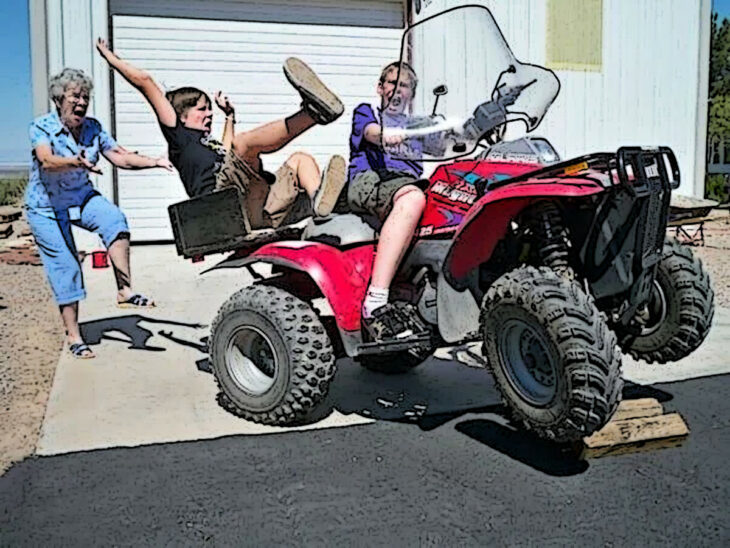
[283,57,344,125]
[313,155,347,217]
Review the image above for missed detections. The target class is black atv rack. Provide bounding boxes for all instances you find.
[578,147,678,315]
[486,146,680,196]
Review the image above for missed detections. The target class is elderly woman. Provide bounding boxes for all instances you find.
[26,68,172,359]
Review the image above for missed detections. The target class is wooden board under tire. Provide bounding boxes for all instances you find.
[580,399,689,459]
[610,398,664,421]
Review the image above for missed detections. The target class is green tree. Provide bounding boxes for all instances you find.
[706,12,730,201]
[710,13,730,97]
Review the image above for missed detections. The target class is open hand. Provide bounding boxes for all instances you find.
[214,91,235,117]
[155,156,174,171]
[95,38,114,60]
[77,150,103,175]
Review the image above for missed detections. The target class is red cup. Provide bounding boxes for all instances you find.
[91,250,109,269]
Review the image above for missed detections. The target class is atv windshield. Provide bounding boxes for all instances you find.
[381,5,560,162]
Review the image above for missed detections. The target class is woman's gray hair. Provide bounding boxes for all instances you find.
[49,68,94,104]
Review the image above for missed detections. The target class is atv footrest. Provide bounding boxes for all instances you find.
[356,333,432,356]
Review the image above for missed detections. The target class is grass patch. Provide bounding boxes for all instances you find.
[0,177,28,206]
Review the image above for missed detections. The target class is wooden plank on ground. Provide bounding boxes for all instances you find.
[581,412,689,459]
[611,398,664,421]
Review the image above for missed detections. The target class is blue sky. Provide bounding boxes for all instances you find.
[1,1,31,164]
[717,0,730,21]
[2,1,730,164]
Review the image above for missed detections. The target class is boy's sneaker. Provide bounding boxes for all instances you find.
[362,303,413,342]
[313,155,347,217]
[283,57,344,125]
[362,301,432,343]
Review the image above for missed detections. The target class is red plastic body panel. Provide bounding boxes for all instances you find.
[231,158,609,333]
[418,160,542,236]
[445,176,605,281]
[249,241,375,332]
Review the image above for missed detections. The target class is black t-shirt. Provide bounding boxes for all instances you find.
[160,119,226,197]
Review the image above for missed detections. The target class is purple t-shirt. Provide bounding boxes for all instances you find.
[347,103,423,182]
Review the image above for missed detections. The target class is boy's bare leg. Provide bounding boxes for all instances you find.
[285,151,320,198]
[234,110,315,163]
[369,186,427,289]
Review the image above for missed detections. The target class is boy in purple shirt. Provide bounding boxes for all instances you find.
[345,61,428,341]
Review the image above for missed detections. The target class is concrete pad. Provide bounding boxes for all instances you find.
[622,307,730,385]
[37,245,372,456]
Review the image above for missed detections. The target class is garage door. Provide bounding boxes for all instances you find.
[111,1,404,241]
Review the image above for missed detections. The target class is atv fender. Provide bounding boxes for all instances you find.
[444,178,604,286]
[205,241,375,333]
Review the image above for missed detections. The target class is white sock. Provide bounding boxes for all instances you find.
[362,286,389,319]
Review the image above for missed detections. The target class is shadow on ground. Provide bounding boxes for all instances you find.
[80,315,205,352]
[114,324,676,477]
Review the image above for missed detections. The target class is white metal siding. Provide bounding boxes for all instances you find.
[414,0,708,197]
[110,0,404,28]
[112,3,403,241]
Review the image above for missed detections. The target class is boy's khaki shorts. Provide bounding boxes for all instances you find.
[216,150,310,229]
[347,170,427,221]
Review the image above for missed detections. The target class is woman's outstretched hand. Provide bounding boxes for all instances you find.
[77,150,103,175]
[155,156,174,171]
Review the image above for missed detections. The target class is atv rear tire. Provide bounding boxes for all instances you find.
[620,238,714,363]
[480,266,622,443]
[210,285,336,425]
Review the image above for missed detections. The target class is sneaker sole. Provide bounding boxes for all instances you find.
[283,57,344,123]
[314,155,347,217]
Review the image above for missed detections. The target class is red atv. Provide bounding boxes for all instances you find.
[169,6,714,442]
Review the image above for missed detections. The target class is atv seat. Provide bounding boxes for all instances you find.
[300,213,379,247]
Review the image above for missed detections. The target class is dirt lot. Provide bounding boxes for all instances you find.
[0,220,64,474]
[0,211,728,475]
[682,215,730,306]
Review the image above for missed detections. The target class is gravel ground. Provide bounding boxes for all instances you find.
[0,210,727,476]
[0,216,64,475]
[681,215,730,307]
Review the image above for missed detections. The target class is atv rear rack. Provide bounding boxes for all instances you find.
[488,146,680,196]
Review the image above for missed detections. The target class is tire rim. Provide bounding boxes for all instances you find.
[498,318,557,407]
[638,280,667,336]
[225,325,278,396]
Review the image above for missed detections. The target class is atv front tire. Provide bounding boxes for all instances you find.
[620,238,714,363]
[210,285,336,425]
[480,266,622,443]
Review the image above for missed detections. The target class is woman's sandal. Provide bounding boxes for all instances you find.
[69,343,95,359]
[117,293,156,309]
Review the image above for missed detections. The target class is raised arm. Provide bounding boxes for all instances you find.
[214,91,236,151]
[95,38,177,128]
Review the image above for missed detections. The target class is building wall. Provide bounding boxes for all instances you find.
[35,0,114,201]
[32,0,711,208]
[412,0,711,197]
